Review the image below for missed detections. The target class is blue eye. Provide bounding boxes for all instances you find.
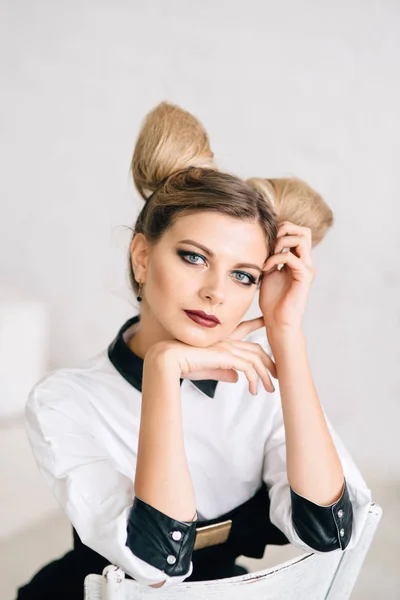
[177,250,257,287]
[233,271,254,285]
[179,251,205,265]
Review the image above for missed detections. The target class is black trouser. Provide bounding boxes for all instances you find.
[15,544,108,600]
[15,484,289,599]
[15,536,246,599]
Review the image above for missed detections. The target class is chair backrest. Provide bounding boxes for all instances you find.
[84,502,382,600]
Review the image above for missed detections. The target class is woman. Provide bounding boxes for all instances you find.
[16,102,371,598]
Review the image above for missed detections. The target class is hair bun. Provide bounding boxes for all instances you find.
[131,101,216,200]
[247,176,333,247]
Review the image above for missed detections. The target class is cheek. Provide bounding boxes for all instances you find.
[147,261,169,298]
[147,257,187,301]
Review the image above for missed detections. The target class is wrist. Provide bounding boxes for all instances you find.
[144,342,182,378]
[266,324,305,352]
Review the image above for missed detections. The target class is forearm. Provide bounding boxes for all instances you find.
[269,327,344,506]
[134,350,196,522]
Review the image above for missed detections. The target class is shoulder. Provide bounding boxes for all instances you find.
[25,349,111,421]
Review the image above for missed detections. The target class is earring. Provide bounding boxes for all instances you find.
[137,280,143,303]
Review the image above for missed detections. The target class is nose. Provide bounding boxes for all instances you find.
[200,275,225,306]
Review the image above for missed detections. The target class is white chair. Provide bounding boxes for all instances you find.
[84,502,381,599]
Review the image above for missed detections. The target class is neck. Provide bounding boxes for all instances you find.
[127,306,175,359]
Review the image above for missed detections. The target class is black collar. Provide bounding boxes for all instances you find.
[107,314,218,398]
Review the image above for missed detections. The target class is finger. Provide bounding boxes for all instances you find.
[185,368,239,383]
[244,366,259,396]
[222,339,277,379]
[227,356,259,395]
[229,316,265,341]
[277,222,312,246]
[274,235,311,263]
[224,346,275,393]
[263,250,314,280]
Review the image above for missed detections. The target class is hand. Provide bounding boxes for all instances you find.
[259,222,315,331]
[150,316,277,396]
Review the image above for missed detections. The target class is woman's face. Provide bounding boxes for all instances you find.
[136,211,269,346]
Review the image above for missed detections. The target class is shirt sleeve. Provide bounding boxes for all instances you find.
[262,377,372,554]
[24,377,196,587]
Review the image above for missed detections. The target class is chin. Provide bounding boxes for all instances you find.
[159,308,220,346]
[180,323,220,347]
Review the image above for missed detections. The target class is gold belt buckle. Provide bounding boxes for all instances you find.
[193,519,233,551]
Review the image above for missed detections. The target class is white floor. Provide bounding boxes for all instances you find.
[2,479,399,600]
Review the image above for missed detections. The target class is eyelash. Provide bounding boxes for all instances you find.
[177,250,258,287]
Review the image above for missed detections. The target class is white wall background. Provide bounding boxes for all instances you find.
[0,0,399,514]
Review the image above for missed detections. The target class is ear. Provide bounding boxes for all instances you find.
[130,233,151,283]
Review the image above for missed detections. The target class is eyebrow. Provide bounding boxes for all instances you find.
[177,239,264,273]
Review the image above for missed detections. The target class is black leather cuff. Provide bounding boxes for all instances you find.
[126,497,197,576]
[290,478,353,552]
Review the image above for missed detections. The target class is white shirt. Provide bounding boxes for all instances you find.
[24,314,372,587]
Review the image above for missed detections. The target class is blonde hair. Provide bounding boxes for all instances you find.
[129,101,333,297]
[246,177,333,247]
[132,102,217,200]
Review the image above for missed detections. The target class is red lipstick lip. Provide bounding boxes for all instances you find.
[184,310,220,324]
